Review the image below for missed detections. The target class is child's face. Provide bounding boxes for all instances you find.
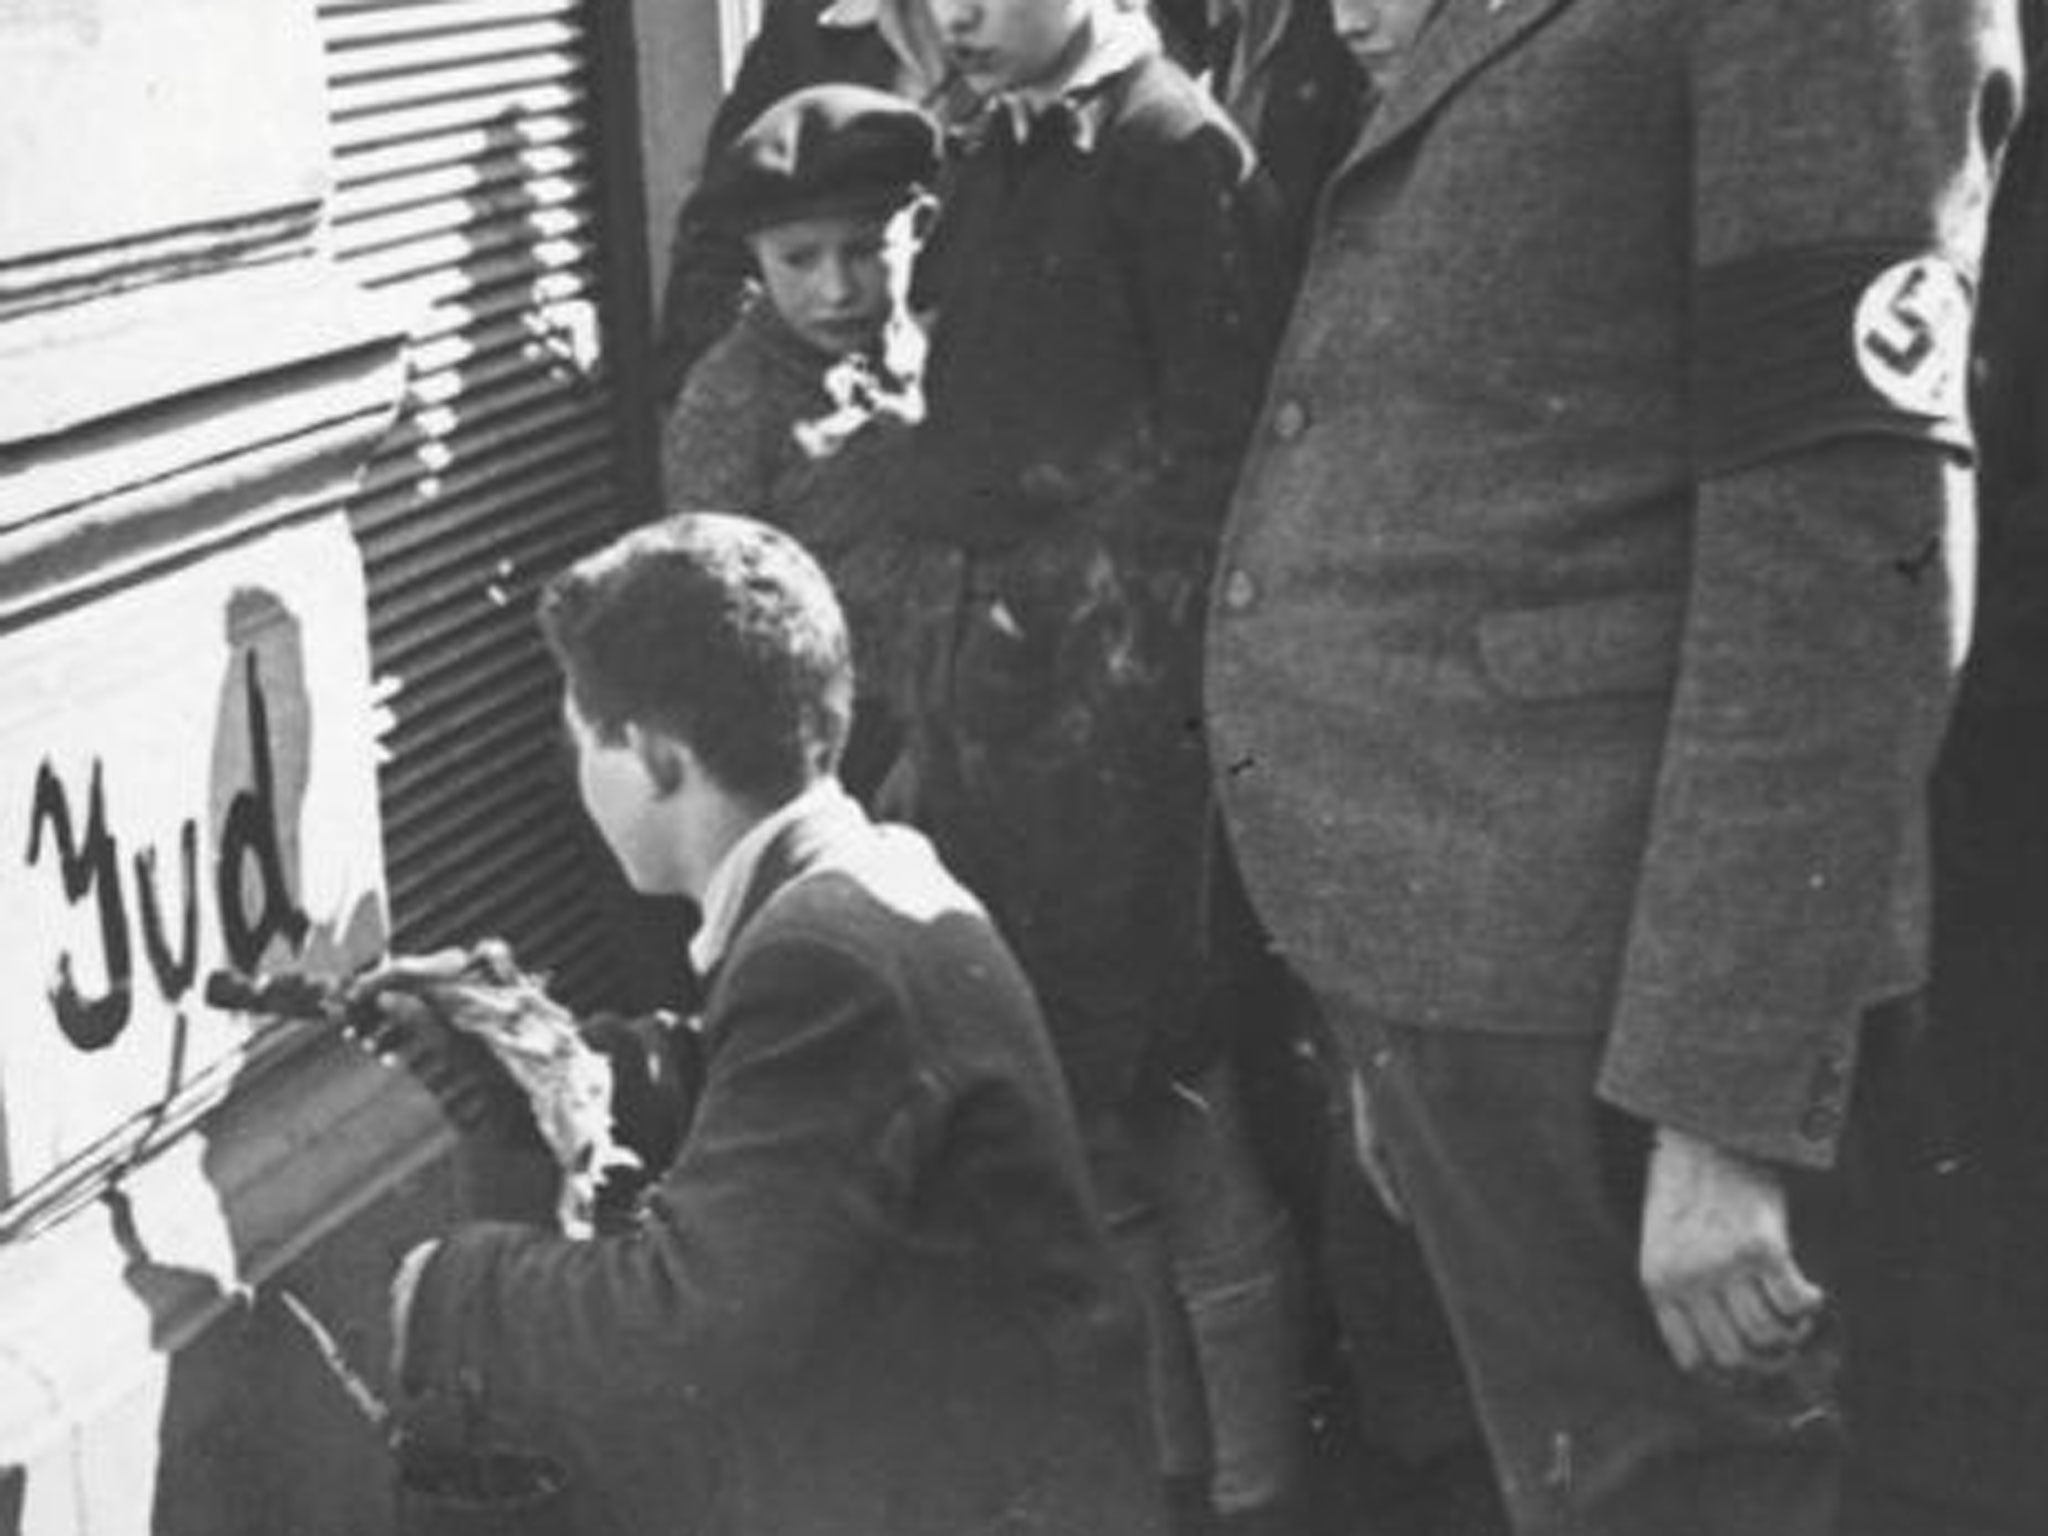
[747,205,915,358]
[933,0,1093,96]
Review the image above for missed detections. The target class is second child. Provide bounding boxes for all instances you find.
[838,0,1306,1528]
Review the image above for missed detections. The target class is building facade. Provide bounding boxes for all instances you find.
[0,3,728,1528]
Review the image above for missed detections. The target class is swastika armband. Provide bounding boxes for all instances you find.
[1691,244,1976,477]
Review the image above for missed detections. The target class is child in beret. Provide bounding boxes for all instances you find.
[660,82,938,510]
[660,83,945,798]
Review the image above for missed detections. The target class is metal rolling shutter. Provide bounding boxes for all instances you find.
[316,0,634,1005]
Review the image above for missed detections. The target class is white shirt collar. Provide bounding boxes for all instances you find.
[688,779,852,977]
[819,0,881,26]
[997,6,1159,151]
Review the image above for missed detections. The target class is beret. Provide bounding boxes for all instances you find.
[696,84,942,235]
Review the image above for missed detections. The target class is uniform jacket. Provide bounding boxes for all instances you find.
[396,792,1164,1536]
[1207,0,2022,1167]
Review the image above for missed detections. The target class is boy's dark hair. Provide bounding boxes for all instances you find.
[538,513,853,806]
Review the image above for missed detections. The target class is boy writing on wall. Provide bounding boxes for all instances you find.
[354,514,1164,1536]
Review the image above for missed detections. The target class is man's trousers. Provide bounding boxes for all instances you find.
[1319,999,1890,1536]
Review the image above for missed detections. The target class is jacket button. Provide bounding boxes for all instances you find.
[1221,568,1258,612]
[1799,1101,1844,1144]
[1798,1049,1850,1143]
[1272,398,1309,441]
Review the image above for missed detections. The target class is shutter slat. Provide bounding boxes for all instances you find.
[359,435,612,580]
[328,83,586,155]
[330,143,585,225]
[336,210,591,288]
[390,824,588,937]
[382,672,562,814]
[368,514,604,658]
[370,366,582,463]
[377,618,554,731]
[400,861,603,974]
[324,0,582,48]
[333,113,581,189]
[387,782,567,902]
[357,389,601,507]
[327,19,583,79]
[334,181,591,254]
[330,50,581,121]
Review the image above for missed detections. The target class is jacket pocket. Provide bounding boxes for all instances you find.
[1476,592,1685,701]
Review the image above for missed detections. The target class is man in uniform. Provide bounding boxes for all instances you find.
[1206,3,2025,1533]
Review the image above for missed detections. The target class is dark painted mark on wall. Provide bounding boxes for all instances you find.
[136,823,199,1006]
[26,759,131,1050]
[23,650,308,1053]
[215,650,310,972]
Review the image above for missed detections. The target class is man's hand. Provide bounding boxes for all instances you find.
[341,948,533,1141]
[1641,1125,1825,1378]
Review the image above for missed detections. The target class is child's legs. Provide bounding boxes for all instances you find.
[1130,1057,1312,1515]
[1085,1107,1212,1488]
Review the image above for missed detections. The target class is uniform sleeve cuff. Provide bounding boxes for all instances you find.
[1595,1017,1861,1171]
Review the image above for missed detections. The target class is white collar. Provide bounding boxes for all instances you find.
[687,779,851,976]
[819,0,882,27]
[997,7,1158,151]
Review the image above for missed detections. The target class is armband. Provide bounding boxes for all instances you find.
[1691,243,1976,477]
